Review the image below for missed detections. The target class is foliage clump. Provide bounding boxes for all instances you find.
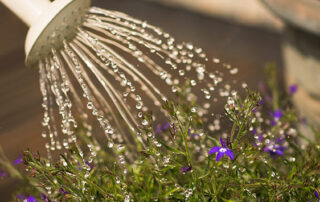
[1,66,320,201]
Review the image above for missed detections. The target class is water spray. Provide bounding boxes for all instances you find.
[1,0,241,161]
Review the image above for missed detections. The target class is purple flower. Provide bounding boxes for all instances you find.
[85,161,94,171]
[0,169,8,177]
[17,195,36,202]
[41,193,49,202]
[162,123,170,130]
[77,161,82,171]
[170,122,177,137]
[270,109,283,126]
[17,195,24,200]
[27,196,36,202]
[264,138,285,156]
[77,161,94,171]
[270,120,276,126]
[188,129,199,139]
[181,165,192,173]
[209,138,234,161]
[154,122,171,135]
[190,133,199,139]
[252,107,258,113]
[252,129,257,135]
[59,188,70,195]
[289,84,298,95]
[14,155,23,165]
[272,110,283,119]
[253,134,263,147]
[316,190,319,200]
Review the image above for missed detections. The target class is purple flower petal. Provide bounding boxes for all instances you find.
[258,99,264,106]
[264,143,285,156]
[59,188,70,195]
[154,123,171,135]
[41,193,49,202]
[162,123,170,131]
[190,133,199,138]
[219,138,224,146]
[14,155,23,165]
[209,147,220,155]
[315,190,319,199]
[27,196,36,202]
[59,188,65,194]
[85,161,94,170]
[216,152,224,161]
[289,84,298,95]
[273,110,283,119]
[275,150,283,156]
[252,107,258,113]
[219,137,227,147]
[181,166,192,173]
[154,125,162,135]
[252,129,257,135]
[226,149,234,160]
[77,161,82,171]
[17,195,24,199]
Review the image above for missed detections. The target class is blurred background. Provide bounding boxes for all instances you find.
[0,0,293,200]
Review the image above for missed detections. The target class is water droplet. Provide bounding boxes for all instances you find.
[191,107,197,113]
[136,102,143,109]
[87,102,93,109]
[242,82,248,88]
[142,119,149,126]
[160,71,167,80]
[123,92,129,97]
[124,195,130,202]
[41,132,47,138]
[179,70,185,76]
[190,80,197,86]
[108,142,114,148]
[230,68,238,74]
[213,58,220,63]
[171,86,178,93]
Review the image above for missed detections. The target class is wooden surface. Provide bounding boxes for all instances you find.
[261,0,320,35]
[147,0,283,30]
[0,0,283,200]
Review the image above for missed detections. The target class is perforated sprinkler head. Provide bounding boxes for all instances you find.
[1,0,91,67]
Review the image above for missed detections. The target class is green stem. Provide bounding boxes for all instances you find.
[182,129,192,167]
[230,122,237,143]
[180,121,196,184]
[233,124,244,149]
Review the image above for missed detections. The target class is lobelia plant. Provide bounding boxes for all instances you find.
[0,65,320,201]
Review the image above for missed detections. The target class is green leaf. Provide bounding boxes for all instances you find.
[158,139,185,155]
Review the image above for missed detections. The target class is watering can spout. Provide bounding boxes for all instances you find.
[1,0,91,67]
[1,0,51,26]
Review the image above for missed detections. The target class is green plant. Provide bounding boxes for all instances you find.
[1,65,319,201]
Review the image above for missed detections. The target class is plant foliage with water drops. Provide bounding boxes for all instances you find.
[1,65,320,201]
[0,5,319,200]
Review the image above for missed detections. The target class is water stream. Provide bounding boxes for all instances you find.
[38,7,243,169]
